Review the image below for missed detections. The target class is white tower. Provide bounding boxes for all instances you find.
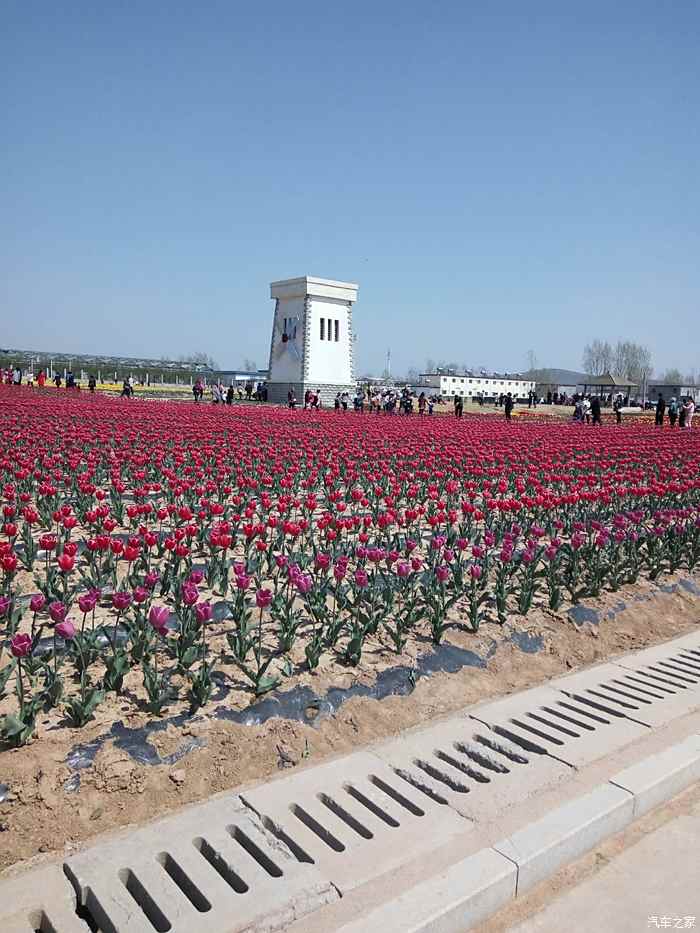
[267,276,358,404]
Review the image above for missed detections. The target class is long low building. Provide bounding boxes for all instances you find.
[648,382,700,405]
[418,371,535,400]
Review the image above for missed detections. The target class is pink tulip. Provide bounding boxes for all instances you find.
[30,593,46,613]
[49,601,68,623]
[10,633,32,657]
[112,591,132,610]
[56,619,76,640]
[149,605,170,633]
[195,601,213,624]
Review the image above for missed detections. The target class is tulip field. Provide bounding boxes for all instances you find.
[1,386,699,750]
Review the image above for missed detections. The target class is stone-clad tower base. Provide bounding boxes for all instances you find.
[267,276,358,405]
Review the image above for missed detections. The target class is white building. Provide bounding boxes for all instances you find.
[419,371,535,401]
[267,276,358,404]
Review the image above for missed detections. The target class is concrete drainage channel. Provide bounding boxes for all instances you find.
[2,633,700,932]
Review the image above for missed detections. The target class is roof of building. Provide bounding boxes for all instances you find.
[649,381,700,389]
[420,371,530,380]
[525,368,591,385]
[582,372,638,387]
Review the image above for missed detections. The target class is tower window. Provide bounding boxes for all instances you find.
[334,319,339,342]
[320,318,325,341]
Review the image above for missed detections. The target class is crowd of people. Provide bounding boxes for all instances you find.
[192,379,267,404]
[3,365,697,431]
[573,395,603,425]
[655,394,695,429]
[2,367,82,390]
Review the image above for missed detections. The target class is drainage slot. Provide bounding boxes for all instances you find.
[649,661,697,687]
[656,660,700,681]
[623,673,677,695]
[586,684,637,708]
[565,692,624,717]
[119,868,171,932]
[62,864,101,932]
[674,650,700,666]
[227,824,283,877]
[75,902,100,933]
[193,837,249,892]
[598,683,653,705]
[317,793,373,839]
[490,725,547,755]
[393,767,448,805]
[614,674,666,700]
[29,911,57,933]
[436,749,490,783]
[542,706,595,731]
[414,758,470,793]
[157,852,211,912]
[556,699,612,723]
[614,678,665,700]
[473,732,528,763]
[678,652,700,670]
[290,804,346,851]
[632,671,683,692]
[454,741,509,773]
[586,685,639,708]
[344,784,400,827]
[508,718,564,746]
[645,665,690,686]
[260,814,314,864]
[526,711,580,737]
[370,774,425,815]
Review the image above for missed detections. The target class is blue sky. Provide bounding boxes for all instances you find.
[2,1,698,375]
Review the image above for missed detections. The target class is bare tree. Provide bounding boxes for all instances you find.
[406,367,420,383]
[526,350,539,372]
[611,341,652,383]
[582,340,613,375]
[178,352,220,369]
[243,358,257,372]
[634,346,654,401]
[425,358,436,374]
[657,368,684,384]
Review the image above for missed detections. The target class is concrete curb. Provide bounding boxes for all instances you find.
[333,735,700,932]
[492,783,634,893]
[334,848,517,933]
[609,732,700,817]
[1,628,699,933]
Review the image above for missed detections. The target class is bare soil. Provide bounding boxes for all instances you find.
[0,574,698,875]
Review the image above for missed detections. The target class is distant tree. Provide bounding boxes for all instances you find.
[178,352,219,369]
[425,358,436,374]
[611,341,652,384]
[582,339,613,375]
[406,367,420,383]
[243,358,257,372]
[657,368,684,384]
[583,339,653,397]
[526,350,539,372]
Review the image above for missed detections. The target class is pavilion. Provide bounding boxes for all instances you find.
[581,373,638,402]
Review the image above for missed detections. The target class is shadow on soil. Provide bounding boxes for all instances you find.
[53,573,697,792]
